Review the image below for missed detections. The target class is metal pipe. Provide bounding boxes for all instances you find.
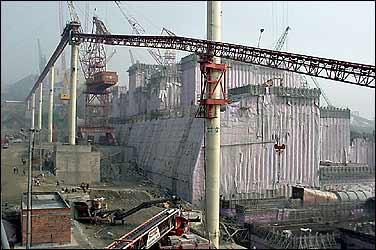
[48,66,55,143]
[69,44,78,145]
[26,129,35,249]
[205,1,221,248]
[31,93,36,129]
[1,220,10,249]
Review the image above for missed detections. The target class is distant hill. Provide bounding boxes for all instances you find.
[350,113,375,138]
[2,74,38,101]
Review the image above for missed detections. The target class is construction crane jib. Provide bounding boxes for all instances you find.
[274,26,291,51]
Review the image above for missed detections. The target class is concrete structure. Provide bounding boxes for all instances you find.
[114,84,322,208]
[124,63,181,118]
[48,66,55,143]
[320,107,351,163]
[38,83,43,130]
[206,1,222,246]
[180,54,305,108]
[349,137,375,167]
[69,44,78,145]
[21,192,71,245]
[31,93,36,129]
[54,144,100,184]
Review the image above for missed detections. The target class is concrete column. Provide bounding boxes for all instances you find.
[31,93,36,129]
[205,1,221,248]
[48,66,55,143]
[69,44,78,145]
[38,82,43,130]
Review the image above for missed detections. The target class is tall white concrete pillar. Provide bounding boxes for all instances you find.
[69,44,78,145]
[38,82,43,130]
[48,66,55,143]
[205,1,222,248]
[31,93,36,129]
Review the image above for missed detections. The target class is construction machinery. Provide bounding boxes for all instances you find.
[274,26,290,51]
[58,1,70,101]
[106,208,211,249]
[273,26,333,106]
[114,1,177,66]
[73,196,181,225]
[67,2,119,145]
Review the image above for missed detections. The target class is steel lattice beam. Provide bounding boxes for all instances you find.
[71,33,375,88]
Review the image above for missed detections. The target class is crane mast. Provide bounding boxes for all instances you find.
[67,1,91,80]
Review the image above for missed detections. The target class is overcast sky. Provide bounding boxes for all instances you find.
[1,1,375,119]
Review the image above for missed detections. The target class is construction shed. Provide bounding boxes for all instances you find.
[21,192,71,245]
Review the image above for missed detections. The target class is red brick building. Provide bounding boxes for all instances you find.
[21,192,71,245]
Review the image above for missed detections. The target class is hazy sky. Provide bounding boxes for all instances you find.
[1,1,375,119]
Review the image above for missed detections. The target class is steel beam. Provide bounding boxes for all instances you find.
[72,33,375,88]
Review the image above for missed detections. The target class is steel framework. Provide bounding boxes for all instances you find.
[71,33,375,88]
[26,22,375,103]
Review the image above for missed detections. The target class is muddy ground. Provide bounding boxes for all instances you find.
[1,142,171,249]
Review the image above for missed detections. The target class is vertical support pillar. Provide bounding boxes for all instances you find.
[31,93,36,129]
[38,83,43,173]
[69,43,78,145]
[38,83,43,130]
[48,66,55,143]
[205,1,221,248]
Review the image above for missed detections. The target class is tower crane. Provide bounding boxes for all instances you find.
[274,26,333,106]
[67,1,91,80]
[114,1,177,66]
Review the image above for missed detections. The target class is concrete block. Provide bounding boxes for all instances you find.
[54,145,100,184]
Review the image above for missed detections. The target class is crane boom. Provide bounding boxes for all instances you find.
[129,49,135,65]
[114,1,163,65]
[311,76,333,107]
[274,26,291,51]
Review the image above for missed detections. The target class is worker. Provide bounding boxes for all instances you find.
[22,158,26,165]
[56,180,60,187]
[13,166,18,175]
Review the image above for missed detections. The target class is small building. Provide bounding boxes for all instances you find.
[21,192,71,245]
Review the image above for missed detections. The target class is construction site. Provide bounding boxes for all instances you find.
[1,1,375,249]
